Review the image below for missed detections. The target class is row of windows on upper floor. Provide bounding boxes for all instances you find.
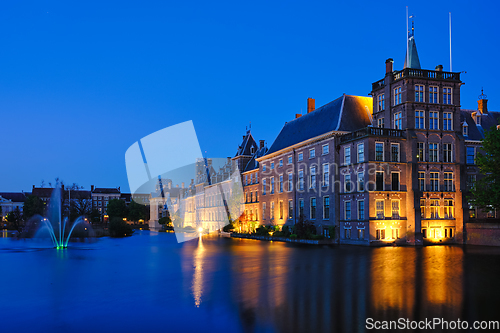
[260,167,457,194]
[261,144,330,172]
[376,110,455,130]
[377,86,453,111]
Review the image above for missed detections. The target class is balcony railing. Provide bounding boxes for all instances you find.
[423,185,456,192]
[340,127,405,143]
[371,69,461,91]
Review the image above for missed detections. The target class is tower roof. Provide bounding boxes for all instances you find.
[404,20,421,69]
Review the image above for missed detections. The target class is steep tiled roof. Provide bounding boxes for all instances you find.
[266,94,372,155]
[235,131,258,157]
[0,192,29,203]
[32,188,54,198]
[460,109,500,141]
[92,188,120,194]
[243,146,268,172]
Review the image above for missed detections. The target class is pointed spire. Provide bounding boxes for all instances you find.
[404,15,421,69]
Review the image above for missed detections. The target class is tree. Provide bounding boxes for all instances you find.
[108,216,133,237]
[106,199,128,219]
[470,124,500,212]
[6,207,22,231]
[90,209,101,223]
[127,200,147,223]
[23,195,45,219]
[158,215,172,226]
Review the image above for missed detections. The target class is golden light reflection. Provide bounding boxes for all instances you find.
[370,248,415,314]
[192,235,205,307]
[422,246,463,312]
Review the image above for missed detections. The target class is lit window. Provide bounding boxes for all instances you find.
[322,144,329,155]
[357,172,364,192]
[310,198,316,219]
[430,86,438,103]
[345,147,351,165]
[430,111,439,130]
[375,142,384,161]
[270,201,274,219]
[345,174,352,192]
[288,200,293,219]
[376,229,385,240]
[415,85,424,102]
[417,142,425,161]
[391,143,399,162]
[358,143,364,163]
[420,199,426,218]
[430,172,439,191]
[358,200,364,220]
[430,199,440,218]
[415,110,425,129]
[429,143,439,162]
[392,200,400,219]
[270,177,275,194]
[279,201,283,220]
[444,172,453,191]
[443,143,452,162]
[345,201,351,220]
[378,94,385,111]
[394,87,402,105]
[443,87,452,104]
[466,147,475,165]
[443,112,453,130]
[394,112,402,129]
[418,172,425,191]
[323,196,330,219]
[377,117,385,128]
[279,175,283,193]
[310,166,316,189]
[322,164,329,187]
[376,200,384,219]
[298,170,304,191]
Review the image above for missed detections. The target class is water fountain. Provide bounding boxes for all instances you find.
[35,184,90,249]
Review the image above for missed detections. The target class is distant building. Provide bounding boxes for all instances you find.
[90,185,121,222]
[0,192,29,225]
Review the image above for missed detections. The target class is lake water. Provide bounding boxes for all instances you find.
[1,231,500,332]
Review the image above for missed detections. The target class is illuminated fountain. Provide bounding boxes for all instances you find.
[36,184,89,249]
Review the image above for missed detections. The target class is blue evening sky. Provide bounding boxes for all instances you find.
[1,0,498,192]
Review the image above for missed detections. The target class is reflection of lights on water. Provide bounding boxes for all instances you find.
[192,237,204,307]
[198,227,203,233]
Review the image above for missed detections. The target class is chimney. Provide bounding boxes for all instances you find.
[61,184,64,191]
[33,185,35,189]
[435,65,443,72]
[385,58,394,74]
[307,98,315,113]
[295,113,302,119]
[118,187,120,192]
[259,140,265,149]
[181,182,185,188]
[176,184,179,188]
[478,89,488,114]
[91,185,94,192]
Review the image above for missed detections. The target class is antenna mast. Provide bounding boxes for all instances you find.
[406,6,409,68]
[449,12,452,72]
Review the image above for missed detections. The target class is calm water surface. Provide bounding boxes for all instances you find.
[1,231,499,333]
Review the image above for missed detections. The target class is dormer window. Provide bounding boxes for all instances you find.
[477,115,481,126]
[463,123,468,136]
[250,147,255,154]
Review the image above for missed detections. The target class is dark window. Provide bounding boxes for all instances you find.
[391,173,399,191]
[376,172,384,191]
